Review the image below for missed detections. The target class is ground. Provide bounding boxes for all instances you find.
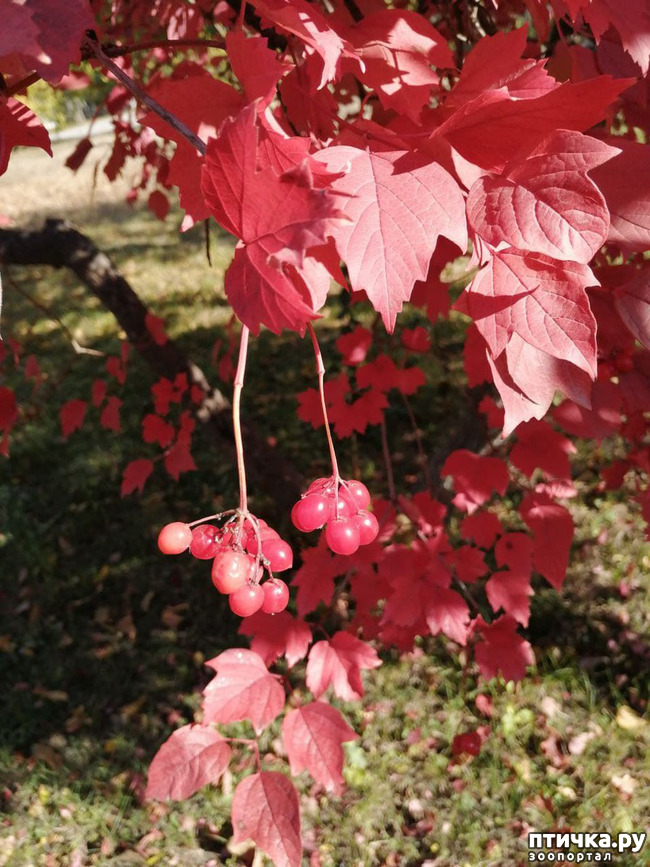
[0,136,649,867]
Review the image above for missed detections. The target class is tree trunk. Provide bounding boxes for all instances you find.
[0,218,303,513]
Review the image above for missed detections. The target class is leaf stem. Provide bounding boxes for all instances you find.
[233,326,250,513]
[82,34,207,156]
[307,322,340,483]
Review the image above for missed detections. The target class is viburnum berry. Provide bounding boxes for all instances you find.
[293,493,330,531]
[353,510,379,545]
[325,517,361,555]
[190,524,221,559]
[158,522,193,555]
[211,550,254,594]
[261,578,290,614]
[246,525,280,554]
[328,495,354,521]
[262,538,293,571]
[229,583,264,617]
[342,480,371,510]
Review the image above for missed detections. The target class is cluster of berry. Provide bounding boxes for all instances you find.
[157,516,292,617]
[291,477,379,555]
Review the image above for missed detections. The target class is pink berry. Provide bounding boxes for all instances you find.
[262,538,293,572]
[158,522,193,555]
[261,578,290,614]
[328,495,354,522]
[293,493,330,531]
[353,510,379,545]
[190,524,221,559]
[246,525,280,555]
[229,584,264,617]
[343,480,371,510]
[325,518,361,555]
[307,476,332,493]
[211,551,254,594]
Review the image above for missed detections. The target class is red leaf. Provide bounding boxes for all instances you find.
[474,614,535,683]
[60,399,86,438]
[552,381,622,441]
[202,104,344,333]
[226,30,288,102]
[591,140,650,253]
[343,10,454,119]
[495,533,533,575]
[292,535,343,616]
[356,354,426,395]
[0,386,18,431]
[12,0,93,84]
[0,98,51,176]
[401,326,431,353]
[577,0,650,74]
[312,145,467,331]
[306,632,381,701]
[467,131,617,264]
[441,449,509,514]
[121,459,154,497]
[520,492,573,591]
[64,137,93,172]
[142,414,175,448]
[446,545,487,584]
[613,266,650,350]
[336,326,372,366]
[510,420,576,480]
[282,702,357,795]
[238,611,312,668]
[460,511,503,549]
[485,570,533,627]
[91,379,107,408]
[99,396,122,433]
[231,771,301,867]
[164,439,196,480]
[425,586,471,645]
[147,190,170,221]
[202,648,285,734]
[145,724,230,801]
[452,731,483,757]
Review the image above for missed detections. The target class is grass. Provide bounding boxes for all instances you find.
[1,145,649,867]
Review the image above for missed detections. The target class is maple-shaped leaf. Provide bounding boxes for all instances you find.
[356,354,426,396]
[445,545,487,584]
[292,535,343,616]
[121,459,154,497]
[473,614,535,683]
[231,771,301,867]
[343,9,454,119]
[312,145,467,331]
[402,326,432,353]
[60,399,86,438]
[520,492,573,591]
[142,414,175,448]
[336,326,372,366]
[282,702,357,795]
[164,439,196,480]
[425,586,471,645]
[591,140,650,253]
[441,449,509,514]
[202,104,344,333]
[238,611,312,668]
[226,30,288,103]
[306,631,381,701]
[145,313,168,346]
[552,381,622,441]
[510,420,576,480]
[612,266,650,351]
[573,0,650,74]
[458,250,598,382]
[145,724,230,801]
[99,396,122,433]
[251,0,354,89]
[485,570,533,627]
[141,68,243,224]
[460,511,503,549]
[467,131,618,264]
[0,98,52,176]
[202,648,285,734]
[495,533,533,575]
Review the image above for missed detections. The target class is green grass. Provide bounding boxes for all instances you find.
[1,194,649,866]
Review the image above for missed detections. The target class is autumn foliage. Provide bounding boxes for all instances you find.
[3,0,650,863]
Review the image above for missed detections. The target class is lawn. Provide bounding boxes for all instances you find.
[0,138,649,867]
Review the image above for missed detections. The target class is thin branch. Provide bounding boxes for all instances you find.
[100,37,226,58]
[2,269,105,356]
[82,34,207,156]
[380,415,396,502]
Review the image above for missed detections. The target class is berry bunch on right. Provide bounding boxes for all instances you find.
[291,476,379,555]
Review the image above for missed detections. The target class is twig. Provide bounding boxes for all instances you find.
[82,34,207,156]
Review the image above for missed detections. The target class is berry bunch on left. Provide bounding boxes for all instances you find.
[157,514,292,617]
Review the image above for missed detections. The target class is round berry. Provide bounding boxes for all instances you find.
[261,578,290,614]
[158,522,193,555]
[307,477,332,493]
[190,524,221,559]
[262,538,293,572]
[293,493,330,531]
[353,510,379,545]
[246,525,280,555]
[229,584,264,617]
[342,480,371,510]
[328,495,354,522]
[325,518,360,555]
[211,550,254,594]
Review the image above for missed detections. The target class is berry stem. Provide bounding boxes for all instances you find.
[307,322,340,483]
[233,325,251,514]
[380,414,396,502]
